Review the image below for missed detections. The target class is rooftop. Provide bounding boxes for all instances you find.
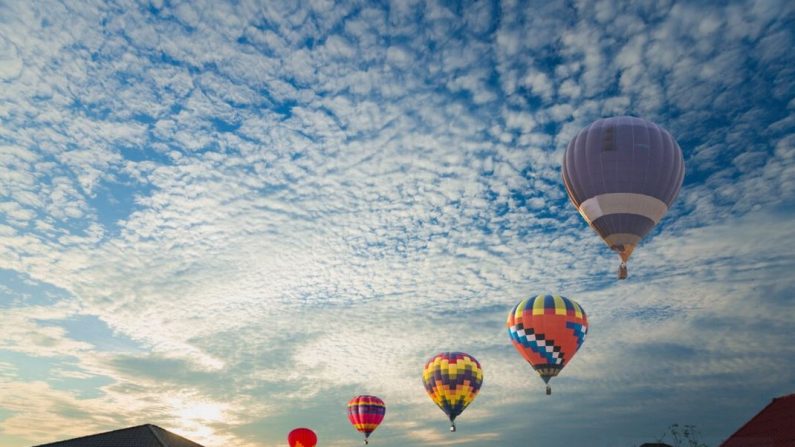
[33,424,205,447]
[721,393,795,447]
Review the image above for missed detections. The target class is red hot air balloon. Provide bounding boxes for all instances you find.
[562,116,684,279]
[288,428,317,447]
[507,294,588,395]
[347,395,386,444]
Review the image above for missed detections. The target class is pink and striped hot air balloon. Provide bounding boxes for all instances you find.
[347,395,386,444]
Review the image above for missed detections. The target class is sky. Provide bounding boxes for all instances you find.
[0,0,794,446]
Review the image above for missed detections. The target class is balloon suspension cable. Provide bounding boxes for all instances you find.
[618,262,628,280]
[546,385,552,395]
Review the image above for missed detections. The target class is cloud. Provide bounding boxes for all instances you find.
[0,36,23,81]
[0,1,794,446]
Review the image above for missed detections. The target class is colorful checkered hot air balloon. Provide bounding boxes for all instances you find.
[422,352,483,432]
[562,116,684,279]
[347,395,386,444]
[507,294,588,395]
[287,427,317,447]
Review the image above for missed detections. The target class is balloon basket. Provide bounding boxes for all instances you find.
[618,263,628,280]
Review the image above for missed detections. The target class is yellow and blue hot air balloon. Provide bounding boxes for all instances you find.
[422,352,483,432]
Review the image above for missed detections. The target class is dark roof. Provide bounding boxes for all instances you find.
[33,424,205,447]
[721,393,795,447]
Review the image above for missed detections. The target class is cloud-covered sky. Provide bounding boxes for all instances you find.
[1,0,794,446]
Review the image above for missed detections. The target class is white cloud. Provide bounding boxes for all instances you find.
[0,1,794,446]
[0,36,23,81]
[522,71,554,100]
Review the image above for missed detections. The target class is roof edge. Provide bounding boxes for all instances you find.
[32,424,155,447]
[719,394,795,446]
[147,424,169,447]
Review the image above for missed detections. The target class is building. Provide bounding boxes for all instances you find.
[33,424,205,447]
[720,393,795,447]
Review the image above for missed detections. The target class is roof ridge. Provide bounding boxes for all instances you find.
[147,424,169,447]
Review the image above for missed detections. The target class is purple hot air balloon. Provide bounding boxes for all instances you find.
[562,116,684,279]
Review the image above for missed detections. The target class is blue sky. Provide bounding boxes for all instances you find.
[1,1,794,446]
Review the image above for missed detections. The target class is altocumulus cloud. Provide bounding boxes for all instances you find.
[0,1,794,446]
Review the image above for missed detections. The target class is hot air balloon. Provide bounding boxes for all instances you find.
[288,427,317,447]
[507,294,588,395]
[347,395,386,444]
[422,352,483,432]
[562,116,684,279]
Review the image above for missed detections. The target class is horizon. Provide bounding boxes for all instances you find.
[1,1,794,446]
